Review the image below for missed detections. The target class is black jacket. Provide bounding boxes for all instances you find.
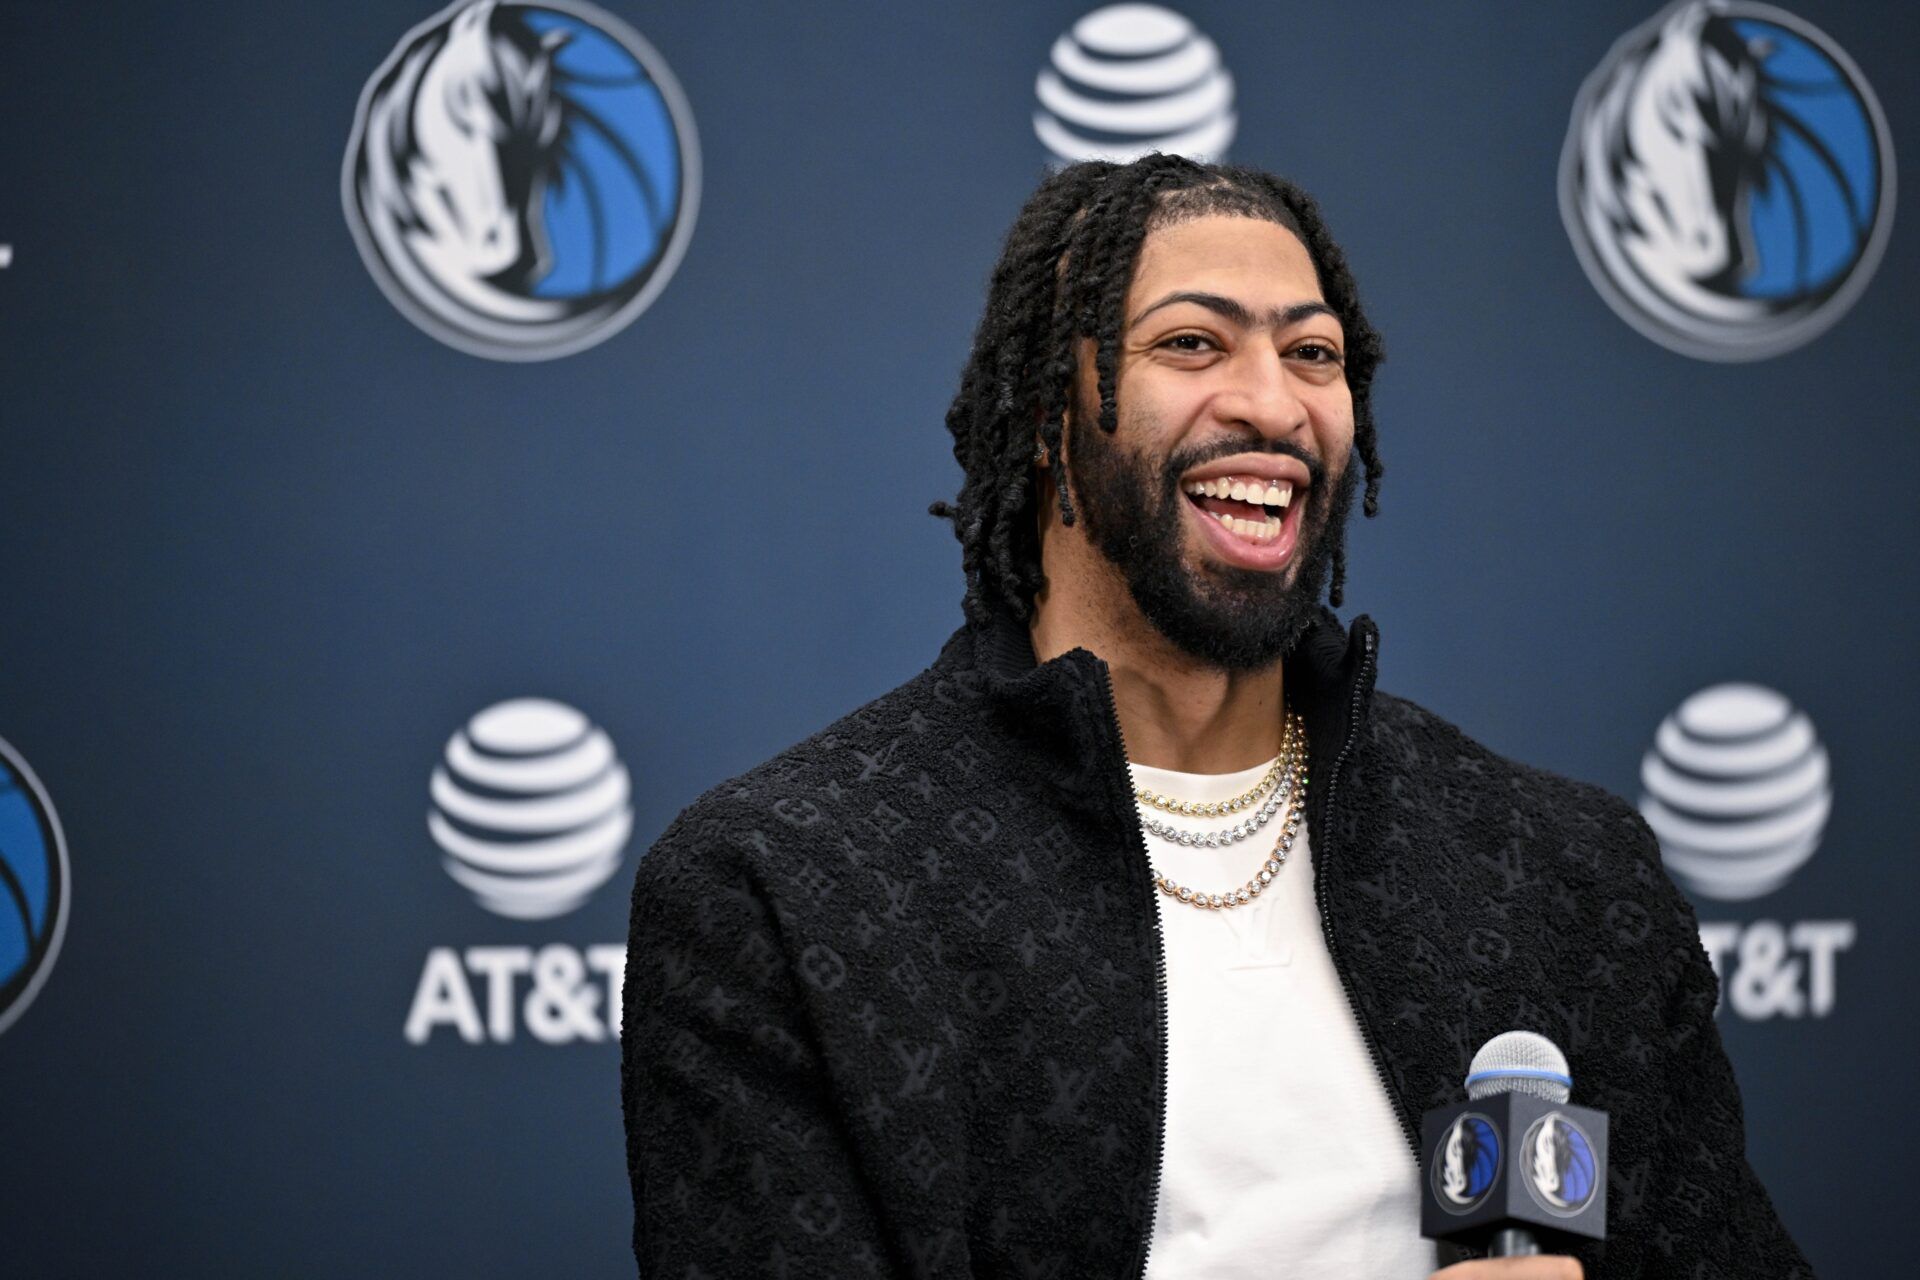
[621,608,1812,1278]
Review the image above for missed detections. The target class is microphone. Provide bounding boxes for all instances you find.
[1419,1030,1609,1257]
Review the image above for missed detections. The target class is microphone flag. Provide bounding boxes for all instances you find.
[1419,1092,1610,1247]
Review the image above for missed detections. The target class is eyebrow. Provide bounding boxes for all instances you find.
[1129,290,1336,332]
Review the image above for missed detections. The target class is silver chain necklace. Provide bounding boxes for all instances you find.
[1151,768,1306,911]
[1139,772,1293,847]
[1132,712,1301,848]
[1136,707,1308,911]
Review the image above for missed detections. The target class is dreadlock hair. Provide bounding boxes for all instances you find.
[928,154,1385,627]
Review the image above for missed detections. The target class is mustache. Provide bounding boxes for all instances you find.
[1160,438,1327,491]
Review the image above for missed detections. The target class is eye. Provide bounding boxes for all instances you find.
[1289,342,1344,365]
[1159,333,1220,354]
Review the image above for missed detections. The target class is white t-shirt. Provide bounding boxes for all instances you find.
[1131,753,1439,1279]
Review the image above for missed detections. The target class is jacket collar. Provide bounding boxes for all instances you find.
[949,605,1380,820]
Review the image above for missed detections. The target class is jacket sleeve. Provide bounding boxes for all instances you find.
[1633,814,1818,1278]
[620,816,892,1278]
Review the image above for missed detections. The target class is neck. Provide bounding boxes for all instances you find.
[1028,546,1286,776]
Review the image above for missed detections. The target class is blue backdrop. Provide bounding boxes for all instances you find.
[1,0,1910,1273]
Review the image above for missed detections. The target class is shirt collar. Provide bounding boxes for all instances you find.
[947,604,1380,819]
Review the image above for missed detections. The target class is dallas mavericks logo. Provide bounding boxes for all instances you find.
[1432,1113,1501,1214]
[1520,1113,1599,1217]
[1560,1,1895,361]
[0,735,70,1035]
[343,0,700,361]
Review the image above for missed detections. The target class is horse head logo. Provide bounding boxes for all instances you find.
[1576,3,1780,322]
[1442,1117,1471,1202]
[362,3,569,310]
[1520,1112,1598,1216]
[410,3,567,280]
[1433,1112,1500,1213]
[1560,0,1894,360]
[344,0,699,360]
[1530,1113,1569,1206]
[1583,3,1772,312]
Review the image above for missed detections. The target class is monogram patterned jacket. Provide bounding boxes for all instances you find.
[620,607,1813,1278]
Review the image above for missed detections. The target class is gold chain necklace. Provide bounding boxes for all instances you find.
[1138,710,1308,911]
[1135,714,1302,848]
[1134,742,1285,816]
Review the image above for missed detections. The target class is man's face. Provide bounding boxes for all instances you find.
[1061,213,1358,671]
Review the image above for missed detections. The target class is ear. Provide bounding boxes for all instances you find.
[1032,399,1075,471]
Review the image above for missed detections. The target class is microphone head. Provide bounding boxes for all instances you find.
[1465,1030,1572,1104]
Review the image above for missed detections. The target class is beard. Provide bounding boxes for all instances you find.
[1065,403,1357,673]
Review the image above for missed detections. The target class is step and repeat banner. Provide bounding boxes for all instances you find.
[1,1,1910,1274]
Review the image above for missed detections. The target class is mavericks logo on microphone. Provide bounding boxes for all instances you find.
[1519,1113,1599,1218]
[1431,1112,1502,1214]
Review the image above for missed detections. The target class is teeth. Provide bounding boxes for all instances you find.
[1182,476,1299,519]
[1220,514,1283,542]
[1180,477,1298,500]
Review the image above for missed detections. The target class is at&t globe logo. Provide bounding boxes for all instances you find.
[0,735,69,1036]
[344,0,700,361]
[1639,682,1829,902]
[429,697,632,919]
[406,698,631,1046]
[1034,4,1235,166]
[1560,1,1895,361]
[1639,683,1853,1020]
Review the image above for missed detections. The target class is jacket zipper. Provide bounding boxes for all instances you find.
[1309,626,1422,1157]
[1101,625,1419,1276]
[1094,662,1170,1280]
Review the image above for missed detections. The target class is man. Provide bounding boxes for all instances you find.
[620,155,1812,1278]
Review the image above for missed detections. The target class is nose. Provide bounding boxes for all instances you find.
[1214,343,1310,441]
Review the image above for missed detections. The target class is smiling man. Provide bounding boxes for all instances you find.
[620,156,1811,1279]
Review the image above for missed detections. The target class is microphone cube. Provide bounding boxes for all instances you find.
[1419,1093,1609,1246]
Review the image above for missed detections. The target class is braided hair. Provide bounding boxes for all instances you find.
[928,155,1385,626]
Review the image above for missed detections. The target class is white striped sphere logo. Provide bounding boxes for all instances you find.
[343,0,700,361]
[1035,4,1235,166]
[1639,684,1832,902]
[429,699,632,919]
